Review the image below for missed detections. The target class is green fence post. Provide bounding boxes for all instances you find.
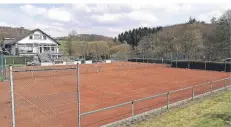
[205,61,207,70]
[4,57,6,80]
[24,57,26,65]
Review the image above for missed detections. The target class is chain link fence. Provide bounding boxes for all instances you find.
[5,56,33,66]
[81,77,231,127]
[6,62,231,127]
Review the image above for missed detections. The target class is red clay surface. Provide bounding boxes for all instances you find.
[0,62,230,127]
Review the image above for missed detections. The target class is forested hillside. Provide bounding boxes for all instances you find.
[117,27,163,47]
[0,27,31,42]
[116,11,231,61]
[57,34,113,42]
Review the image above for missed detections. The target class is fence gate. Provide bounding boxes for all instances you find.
[0,52,6,80]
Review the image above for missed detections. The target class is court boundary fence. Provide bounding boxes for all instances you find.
[79,77,231,127]
[102,83,231,127]
[8,63,231,127]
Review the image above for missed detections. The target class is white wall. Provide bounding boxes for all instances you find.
[85,60,93,64]
[33,46,38,53]
[41,62,53,66]
[11,45,16,55]
[106,60,112,63]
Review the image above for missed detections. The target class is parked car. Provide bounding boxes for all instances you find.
[26,61,36,66]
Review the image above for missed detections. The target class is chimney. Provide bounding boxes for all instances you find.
[20,27,24,37]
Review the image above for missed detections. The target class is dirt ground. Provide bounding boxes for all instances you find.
[0,62,230,127]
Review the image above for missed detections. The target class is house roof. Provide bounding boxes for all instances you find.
[2,38,16,44]
[3,29,60,45]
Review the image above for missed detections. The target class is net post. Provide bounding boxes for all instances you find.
[9,65,16,127]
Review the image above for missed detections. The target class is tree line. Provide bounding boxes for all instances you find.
[117,27,163,47]
[64,10,231,62]
[117,10,231,61]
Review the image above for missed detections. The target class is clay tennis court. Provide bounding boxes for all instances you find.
[0,62,230,127]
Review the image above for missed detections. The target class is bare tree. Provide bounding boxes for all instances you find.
[66,30,77,56]
[175,25,203,60]
[216,10,231,59]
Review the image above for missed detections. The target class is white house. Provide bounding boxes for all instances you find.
[2,29,60,61]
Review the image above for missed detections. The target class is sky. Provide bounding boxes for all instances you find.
[0,1,231,37]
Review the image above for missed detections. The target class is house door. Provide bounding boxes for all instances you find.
[40,47,42,53]
[15,48,19,55]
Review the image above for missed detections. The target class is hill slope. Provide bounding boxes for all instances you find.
[57,34,113,42]
[0,26,31,40]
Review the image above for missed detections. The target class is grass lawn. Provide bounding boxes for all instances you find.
[130,91,231,127]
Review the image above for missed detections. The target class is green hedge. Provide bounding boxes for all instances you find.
[5,56,33,65]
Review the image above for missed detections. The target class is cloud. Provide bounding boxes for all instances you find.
[0,3,230,37]
[127,11,158,22]
[197,10,223,22]
[20,4,47,16]
[47,8,72,22]
[91,13,123,23]
[72,3,132,14]
[51,22,64,26]
[20,4,72,22]
[72,3,91,13]
[0,21,17,27]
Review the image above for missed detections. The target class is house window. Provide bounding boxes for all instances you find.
[29,35,33,39]
[44,47,50,51]
[43,35,47,40]
[34,34,42,40]
[51,47,55,51]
